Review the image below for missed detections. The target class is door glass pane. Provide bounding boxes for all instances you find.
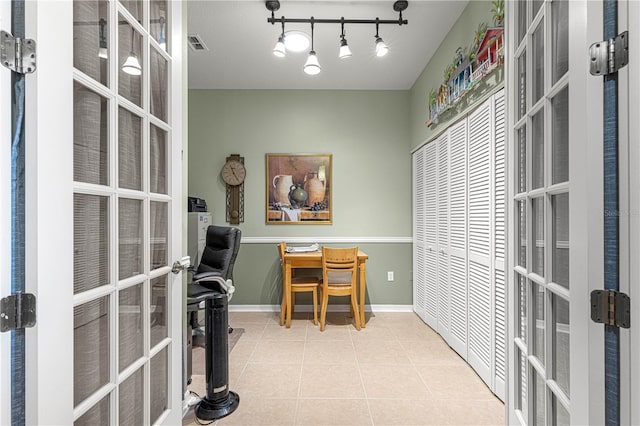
[517,346,528,414]
[150,1,168,53]
[533,0,544,20]
[119,368,144,426]
[150,275,168,347]
[532,197,545,276]
[150,201,168,270]
[74,82,108,185]
[532,20,544,104]
[74,394,109,426]
[119,198,143,279]
[517,273,527,343]
[73,0,108,86]
[74,297,110,406]
[517,1,527,46]
[150,125,168,194]
[517,125,527,193]
[118,18,142,107]
[74,194,109,294]
[119,284,143,372]
[553,294,570,396]
[118,107,142,190]
[150,47,168,122]
[552,193,570,289]
[150,347,168,423]
[120,1,142,25]
[532,109,544,189]
[533,369,546,426]
[517,200,527,267]
[532,282,545,365]
[551,0,569,84]
[553,395,570,426]
[552,87,569,184]
[518,53,527,119]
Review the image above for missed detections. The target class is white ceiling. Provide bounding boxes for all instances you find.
[187,0,469,90]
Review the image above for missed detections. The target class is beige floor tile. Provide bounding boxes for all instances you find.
[228,338,258,364]
[226,321,267,341]
[229,362,247,389]
[235,363,302,398]
[269,311,312,325]
[299,363,365,398]
[353,340,412,364]
[303,340,358,365]
[389,322,442,341]
[229,311,278,324]
[187,374,206,398]
[359,363,433,400]
[416,364,495,400]
[295,399,373,425]
[262,323,309,341]
[398,339,467,366]
[249,340,306,364]
[423,399,505,425]
[215,395,297,425]
[368,399,439,425]
[348,323,396,342]
[306,323,351,340]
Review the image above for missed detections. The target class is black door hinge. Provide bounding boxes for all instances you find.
[591,289,630,328]
[0,293,36,332]
[589,31,628,76]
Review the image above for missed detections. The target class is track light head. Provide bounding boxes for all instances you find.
[273,35,286,57]
[375,36,388,57]
[303,51,321,75]
[339,37,352,59]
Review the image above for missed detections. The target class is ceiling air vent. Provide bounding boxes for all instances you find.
[187,34,209,51]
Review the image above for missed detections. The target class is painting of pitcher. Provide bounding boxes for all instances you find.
[266,153,332,224]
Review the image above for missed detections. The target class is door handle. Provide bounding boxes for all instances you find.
[171,256,191,274]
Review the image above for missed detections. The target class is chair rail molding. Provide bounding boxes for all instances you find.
[241,236,413,244]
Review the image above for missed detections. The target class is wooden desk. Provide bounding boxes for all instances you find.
[282,249,368,328]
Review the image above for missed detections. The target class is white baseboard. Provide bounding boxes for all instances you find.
[228,304,413,313]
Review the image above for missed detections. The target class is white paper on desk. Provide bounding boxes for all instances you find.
[285,243,320,253]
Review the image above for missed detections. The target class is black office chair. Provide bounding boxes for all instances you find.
[187,225,241,421]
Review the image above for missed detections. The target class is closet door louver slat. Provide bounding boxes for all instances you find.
[424,142,438,328]
[413,149,427,323]
[436,133,450,340]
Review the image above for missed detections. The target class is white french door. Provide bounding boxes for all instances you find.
[22,1,184,424]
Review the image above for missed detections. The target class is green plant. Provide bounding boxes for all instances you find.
[491,0,504,26]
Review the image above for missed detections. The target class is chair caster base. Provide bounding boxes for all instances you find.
[194,391,240,421]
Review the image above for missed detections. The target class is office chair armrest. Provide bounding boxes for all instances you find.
[192,272,236,300]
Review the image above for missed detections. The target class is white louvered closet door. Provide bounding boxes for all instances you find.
[493,90,506,400]
[436,132,450,341]
[413,148,428,323]
[423,142,439,329]
[447,119,468,358]
[467,97,494,386]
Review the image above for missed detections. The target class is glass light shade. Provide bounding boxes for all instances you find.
[98,46,108,59]
[375,37,389,57]
[122,53,142,76]
[303,51,321,75]
[273,36,286,57]
[339,39,352,59]
[284,31,310,52]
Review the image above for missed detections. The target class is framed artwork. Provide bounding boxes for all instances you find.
[266,153,332,224]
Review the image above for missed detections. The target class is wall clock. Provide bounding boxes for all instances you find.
[221,154,245,225]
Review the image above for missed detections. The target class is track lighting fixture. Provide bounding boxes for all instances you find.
[266,0,408,74]
[339,22,352,59]
[122,28,142,76]
[273,20,286,57]
[98,18,108,59]
[374,22,389,57]
[303,19,321,75]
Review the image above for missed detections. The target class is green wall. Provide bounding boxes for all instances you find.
[409,0,502,151]
[188,90,413,306]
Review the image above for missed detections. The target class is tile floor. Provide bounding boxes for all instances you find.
[183,311,504,426]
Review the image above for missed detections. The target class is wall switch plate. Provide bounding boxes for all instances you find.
[387,271,394,281]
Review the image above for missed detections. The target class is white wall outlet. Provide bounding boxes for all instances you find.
[387,271,394,281]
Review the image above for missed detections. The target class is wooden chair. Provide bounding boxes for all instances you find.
[278,242,321,326]
[319,246,361,332]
